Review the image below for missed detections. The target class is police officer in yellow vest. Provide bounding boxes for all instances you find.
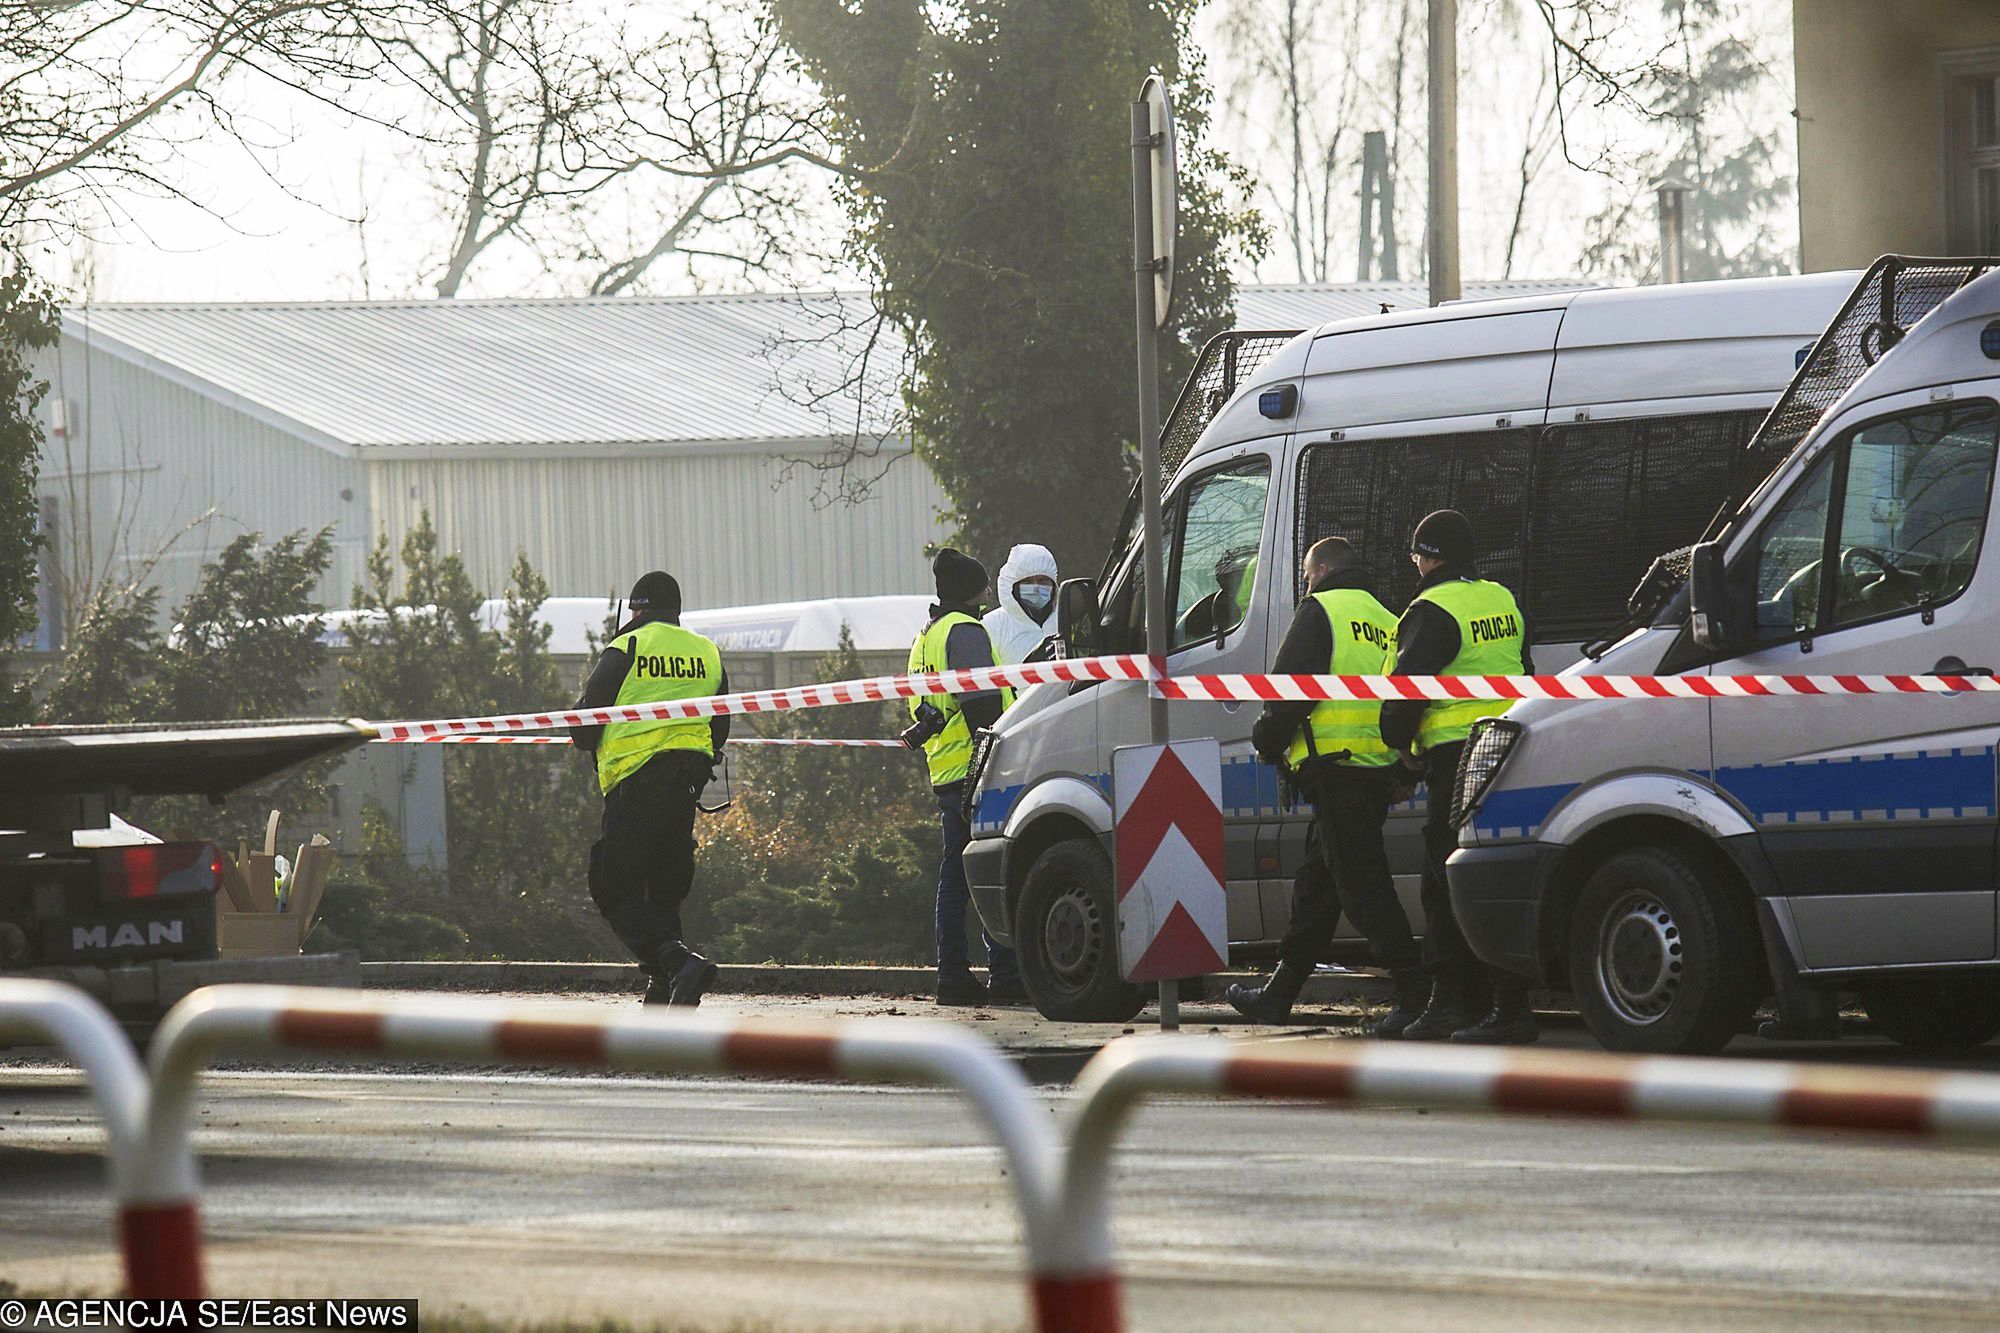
[905,548,1024,1007]
[571,572,728,1007]
[1380,510,1538,1045]
[1232,537,1425,1033]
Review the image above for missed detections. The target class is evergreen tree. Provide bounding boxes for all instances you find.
[0,260,57,724]
[773,0,1265,574]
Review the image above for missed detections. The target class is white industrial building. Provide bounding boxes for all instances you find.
[32,279,1581,644]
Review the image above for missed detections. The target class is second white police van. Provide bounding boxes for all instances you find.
[962,268,1855,1023]
[1451,257,2000,1055]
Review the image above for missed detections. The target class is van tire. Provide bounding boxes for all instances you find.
[1567,846,1760,1055]
[1016,837,1145,1024]
[1861,976,2000,1050]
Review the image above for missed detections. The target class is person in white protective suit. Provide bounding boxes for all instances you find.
[982,543,1059,665]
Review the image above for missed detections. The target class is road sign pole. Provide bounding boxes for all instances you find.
[1131,91,1176,1031]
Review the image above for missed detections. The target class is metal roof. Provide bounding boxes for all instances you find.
[61,280,1585,455]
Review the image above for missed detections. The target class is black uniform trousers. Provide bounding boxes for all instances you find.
[1416,740,1485,987]
[588,749,709,972]
[1278,763,1419,975]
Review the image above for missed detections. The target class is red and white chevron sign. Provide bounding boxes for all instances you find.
[1112,740,1227,984]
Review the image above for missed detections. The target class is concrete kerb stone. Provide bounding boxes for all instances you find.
[359,959,1404,1003]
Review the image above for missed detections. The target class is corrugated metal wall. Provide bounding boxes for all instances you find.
[367,449,952,605]
[36,336,369,625]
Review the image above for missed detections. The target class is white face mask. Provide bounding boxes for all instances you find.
[1015,582,1054,616]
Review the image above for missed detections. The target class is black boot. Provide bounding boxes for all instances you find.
[1402,974,1485,1041]
[1227,960,1309,1024]
[668,947,719,1007]
[1365,971,1431,1040]
[937,973,987,1006]
[645,943,718,1008]
[1450,979,1540,1045]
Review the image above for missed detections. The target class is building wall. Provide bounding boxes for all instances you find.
[1796,0,2000,270]
[366,448,952,607]
[35,334,369,629]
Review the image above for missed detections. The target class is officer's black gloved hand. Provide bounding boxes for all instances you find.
[1250,714,1288,768]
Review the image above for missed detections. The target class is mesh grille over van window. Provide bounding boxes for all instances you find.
[1727,257,1991,525]
[1294,412,1767,641]
[1529,412,1763,638]
[1294,431,1534,612]
[1160,330,1301,480]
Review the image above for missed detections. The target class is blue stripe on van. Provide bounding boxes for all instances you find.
[1471,782,1577,841]
[1713,748,1997,826]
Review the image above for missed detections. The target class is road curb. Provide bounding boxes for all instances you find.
[359,959,1405,1001]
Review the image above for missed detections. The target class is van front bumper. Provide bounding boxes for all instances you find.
[1446,843,1561,981]
[962,836,1015,949]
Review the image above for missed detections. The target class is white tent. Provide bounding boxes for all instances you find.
[313,593,931,660]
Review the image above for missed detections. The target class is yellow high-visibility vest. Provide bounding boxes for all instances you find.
[907,612,1013,786]
[1402,578,1525,752]
[1285,586,1398,769]
[596,620,723,794]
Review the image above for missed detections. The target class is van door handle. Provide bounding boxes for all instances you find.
[1931,655,1995,677]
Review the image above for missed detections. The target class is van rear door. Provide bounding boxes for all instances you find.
[1711,395,2000,970]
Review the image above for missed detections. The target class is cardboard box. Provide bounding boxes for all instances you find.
[216,813,337,959]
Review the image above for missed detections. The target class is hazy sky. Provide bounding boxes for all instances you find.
[37,1,1797,304]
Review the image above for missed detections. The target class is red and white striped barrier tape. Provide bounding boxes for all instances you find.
[368,654,1156,742]
[372,734,907,747]
[0,978,196,1299]
[1155,671,2000,703]
[367,658,2000,743]
[142,986,1083,1328]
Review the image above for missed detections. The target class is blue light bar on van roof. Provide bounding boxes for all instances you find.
[1982,321,2000,360]
[1258,384,1298,419]
[1795,340,1817,369]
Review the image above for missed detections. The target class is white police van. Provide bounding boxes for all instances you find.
[1449,257,2000,1055]
[962,270,1856,1022]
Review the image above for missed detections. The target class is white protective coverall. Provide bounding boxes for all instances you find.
[982,543,1059,664]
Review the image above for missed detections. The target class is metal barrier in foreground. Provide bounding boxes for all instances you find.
[0,978,190,1297]
[1056,1034,2000,1329]
[139,986,1111,1330]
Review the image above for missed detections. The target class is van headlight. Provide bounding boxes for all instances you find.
[963,730,1001,823]
[1451,719,1523,829]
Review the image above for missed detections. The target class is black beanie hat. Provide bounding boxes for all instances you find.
[1410,509,1476,566]
[932,547,988,605]
[627,570,681,619]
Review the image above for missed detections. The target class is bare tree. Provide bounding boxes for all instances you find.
[1217,0,1438,285]
[1216,0,1363,284]
[369,4,841,298]
[0,1,445,238]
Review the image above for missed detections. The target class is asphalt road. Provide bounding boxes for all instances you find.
[5,1000,2000,1331]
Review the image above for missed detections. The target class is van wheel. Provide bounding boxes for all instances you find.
[1862,976,2000,1050]
[1567,846,1760,1055]
[1016,838,1145,1024]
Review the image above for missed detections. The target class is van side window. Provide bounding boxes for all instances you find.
[1751,452,1835,643]
[1528,412,1764,639]
[1168,458,1271,650]
[1294,430,1534,610]
[1826,403,1998,628]
[1747,402,1999,645]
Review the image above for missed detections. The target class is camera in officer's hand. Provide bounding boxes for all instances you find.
[901,701,948,751]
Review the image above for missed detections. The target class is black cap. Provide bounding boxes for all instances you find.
[932,547,988,605]
[1410,509,1476,566]
[627,571,681,619]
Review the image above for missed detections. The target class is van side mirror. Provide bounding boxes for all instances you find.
[1687,541,1734,652]
[1056,578,1101,658]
